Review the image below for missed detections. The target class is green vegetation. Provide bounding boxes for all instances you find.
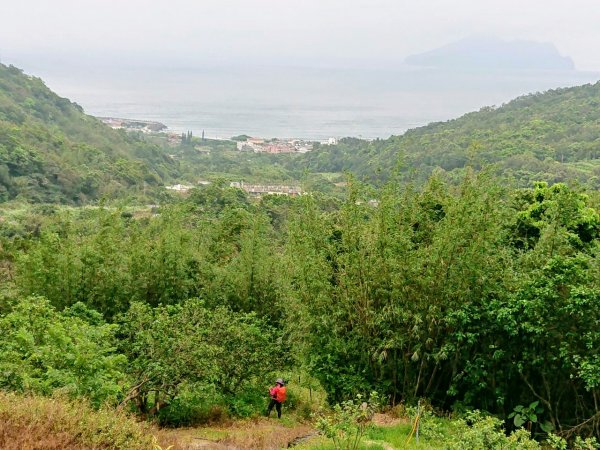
[314,393,381,450]
[0,296,125,407]
[119,299,280,421]
[9,62,600,206]
[2,176,599,445]
[0,62,338,203]
[3,64,600,447]
[147,80,600,194]
[0,63,178,203]
[306,410,545,450]
[166,138,298,184]
[291,82,600,187]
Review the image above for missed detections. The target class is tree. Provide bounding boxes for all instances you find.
[118,299,279,416]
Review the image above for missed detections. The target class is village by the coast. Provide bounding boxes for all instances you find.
[233,136,337,154]
[99,116,341,198]
[98,116,338,153]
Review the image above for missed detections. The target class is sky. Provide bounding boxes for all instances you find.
[2,0,600,71]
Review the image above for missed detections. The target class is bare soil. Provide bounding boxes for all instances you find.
[157,417,314,450]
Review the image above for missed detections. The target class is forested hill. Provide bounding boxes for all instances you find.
[0,64,177,203]
[6,60,600,203]
[295,81,600,187]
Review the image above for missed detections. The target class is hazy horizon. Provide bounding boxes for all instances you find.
[3,0,600,70]
[2,0,600,138]
[15,64,592,140]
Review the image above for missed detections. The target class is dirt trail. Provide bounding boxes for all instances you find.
[158,418,315,450]
[158,413,407,449]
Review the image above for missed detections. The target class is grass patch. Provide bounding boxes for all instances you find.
[296,436,386,450]
[366,422,413,447]
[0,391,159,449]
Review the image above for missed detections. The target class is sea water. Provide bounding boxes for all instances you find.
[33,64,600,140]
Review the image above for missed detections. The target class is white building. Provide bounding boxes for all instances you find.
[321,137,338,145]
[166,184,193,193]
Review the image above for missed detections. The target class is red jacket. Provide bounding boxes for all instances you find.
[269,385,287,402]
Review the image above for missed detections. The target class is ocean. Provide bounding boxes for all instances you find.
[34,65,600,140]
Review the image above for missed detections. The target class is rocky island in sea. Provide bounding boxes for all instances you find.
[404,36,575,71]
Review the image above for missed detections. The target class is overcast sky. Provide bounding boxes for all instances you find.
[2,0,600,70]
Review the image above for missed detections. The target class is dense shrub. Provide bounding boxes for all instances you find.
[157,385,228,427]
[4,175,600,440]
[0,296,126,406]
[118,299,282,418]
[285,176,600,437]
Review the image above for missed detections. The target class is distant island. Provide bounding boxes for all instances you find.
[404,36,575,71]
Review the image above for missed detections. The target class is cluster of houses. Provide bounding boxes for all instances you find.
[98,115,340,152]
[166,181,303,198]
[165,184,194,193]
[235,137,339,154]
[166,132,183,146]
[235,138,314,154]
[230,182,303,197]
[165,180,211,193]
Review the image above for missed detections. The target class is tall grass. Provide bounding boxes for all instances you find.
[0,392,157,449]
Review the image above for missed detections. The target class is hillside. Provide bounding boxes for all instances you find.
[0,63,177,203]
[293,80,600,187]
[5,62,600,203]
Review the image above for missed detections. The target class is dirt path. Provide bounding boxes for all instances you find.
[158,413,407,449]
[158,418,315,450]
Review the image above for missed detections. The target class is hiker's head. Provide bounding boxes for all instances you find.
[276,378,285,386]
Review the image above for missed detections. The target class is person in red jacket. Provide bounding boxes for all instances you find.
[266,378,287,418]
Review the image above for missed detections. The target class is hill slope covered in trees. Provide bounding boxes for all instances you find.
[294,81,600,187]
[0,63,177,203]
[4,62,600,203]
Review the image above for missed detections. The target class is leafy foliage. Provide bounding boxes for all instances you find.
[0,296,125,407]
[441,411,541,450]
[118,299,280,419]
[509,401,550,432]
[283,175,600,438]
[3,175,600,440]
[315,393,380,450]
[3,62,600,442]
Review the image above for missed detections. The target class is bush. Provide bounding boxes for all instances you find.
[279,372,328,420]
[119,299,281,417]
[572,436,600,450]
[157,384,227,427]
[0,296,126,407]
[228,383,268,418]
[315,393,381,450]
[442,411,540,450]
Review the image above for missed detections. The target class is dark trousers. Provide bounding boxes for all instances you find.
[267,398,282,418]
